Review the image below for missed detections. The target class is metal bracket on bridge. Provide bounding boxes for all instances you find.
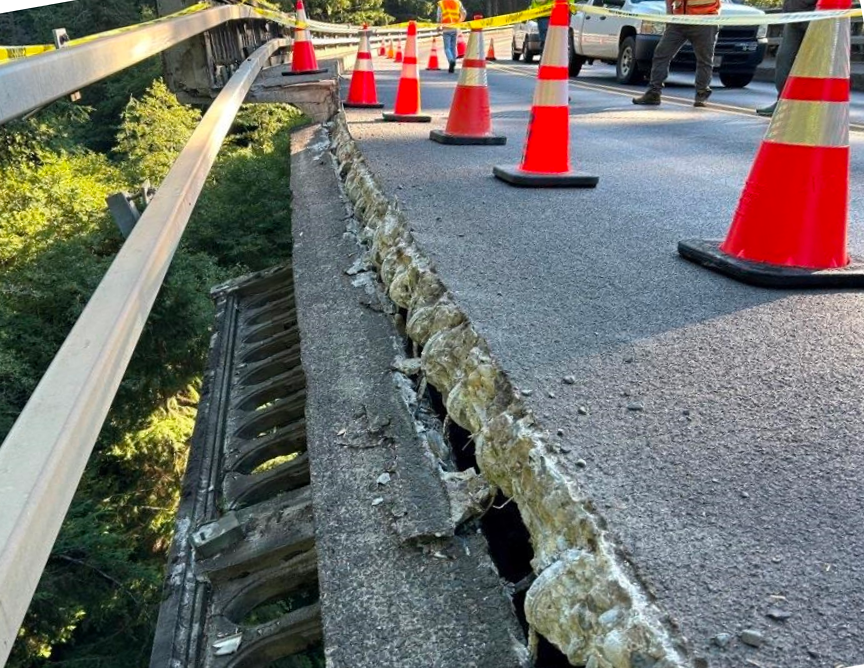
[52,29,81,102]
[106,182,155,239]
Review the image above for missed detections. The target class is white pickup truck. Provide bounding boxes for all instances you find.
[512,0,768,88]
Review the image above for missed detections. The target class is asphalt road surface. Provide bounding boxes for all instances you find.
[342,41,864,668]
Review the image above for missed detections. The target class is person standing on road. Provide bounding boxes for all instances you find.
[756,0,816,116]
[437,0,467,73]
[531,0,550,52]
[632,0,721,107]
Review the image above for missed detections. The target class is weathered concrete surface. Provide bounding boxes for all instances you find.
[150,266,321,668]
[290,124,528,668]
[341,51,864,668]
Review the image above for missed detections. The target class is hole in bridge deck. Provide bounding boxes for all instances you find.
[425,383,572,667]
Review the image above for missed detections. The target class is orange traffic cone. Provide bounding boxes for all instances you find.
[378,39,386,57]
[344,24,383,108]
[493,0,597,187]
[486,37,497,61]
[457,31,466,58]
[395,38,404,63]
[283,0,326,76]
[386,38,395,59]
[430,16,505,145]
[426,35,442,70]
[678,0,859,287]
[383,21,432,123]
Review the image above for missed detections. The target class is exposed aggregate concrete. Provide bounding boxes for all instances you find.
[329,113,692,668]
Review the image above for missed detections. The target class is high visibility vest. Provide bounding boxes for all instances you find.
[672,0,720,14]
[439,0,460,23]
[529,0,546,8]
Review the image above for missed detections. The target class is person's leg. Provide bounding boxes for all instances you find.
[691,24,719,101]
[757,21,808,116]
[634,25,687,103]
[443,30,456,70]
[775,21,808,94]
[648,24,688,91]
[536,16,549,51]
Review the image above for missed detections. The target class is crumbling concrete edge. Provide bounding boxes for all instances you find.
[327,113,690,668]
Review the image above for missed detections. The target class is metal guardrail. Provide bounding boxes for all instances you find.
[0,37,288,666]
[0,3,260,124]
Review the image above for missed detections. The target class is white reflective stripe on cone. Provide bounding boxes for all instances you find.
[465,31,484,60]
[766,99,849,147]
[402,63,418,79]
[541,25,568,68]
[459,66,487,87]
[359,33,370,53]
[355,57,373,72]
[791,19,850,80]
[533,78,569,107]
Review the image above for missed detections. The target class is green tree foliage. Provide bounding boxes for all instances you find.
[1,70,304,665]
[116,79,202,186]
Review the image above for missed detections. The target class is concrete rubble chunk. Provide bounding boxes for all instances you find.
[190,512,244,559]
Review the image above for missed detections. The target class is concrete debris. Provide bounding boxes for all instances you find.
[212,632,243,656]
[393,357,423,376]
[190,511,244,558]
[376,472,392,486]
[330,113,688,668]
[765,608,791,621]
[740,629,765,647]
[372,497,384,507]
[712,632,733,648]
[441,468,494,527]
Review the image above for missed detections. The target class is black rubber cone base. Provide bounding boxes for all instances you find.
[382,112,432,123]
[282,68,328,77]
[493,164,598,188]
[678,239,864,288]
[344,101,384,109]
[430,129,506,145]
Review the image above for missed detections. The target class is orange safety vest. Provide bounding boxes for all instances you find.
[439,0,461,23]
[672,0,720,14]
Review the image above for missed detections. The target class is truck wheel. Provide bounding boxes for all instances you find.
[719,72,754,88]
[616,37,643,85]
[569,30,585,76]
[523,39,535,63]
[511,37,520,61]
[569,53,586,77]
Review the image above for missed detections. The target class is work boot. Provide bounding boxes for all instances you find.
[756,101,777,117]
[448,60,456,73]
[632,89,661,106]
[694,89,712,108]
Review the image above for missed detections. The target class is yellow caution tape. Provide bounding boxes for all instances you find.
[3,0,856,68]
[385,0,860,30]
[0,1,212,63]
[575,2,862,25]
[0,44,53,62]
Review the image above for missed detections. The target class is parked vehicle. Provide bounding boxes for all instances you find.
[512,19,543,62]
[569,0,768,87]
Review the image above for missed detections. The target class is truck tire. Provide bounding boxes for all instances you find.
[511,37,520,61]
[569,30,585,76]
[720,72,754,88]
[616,36,643,85]
[523,38,535,63]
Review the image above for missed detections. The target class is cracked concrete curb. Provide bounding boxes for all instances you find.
[328,113,690,668]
